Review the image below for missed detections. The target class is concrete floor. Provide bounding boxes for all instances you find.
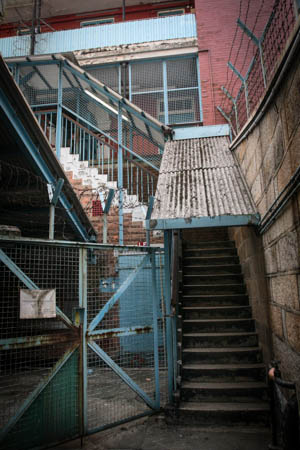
[53,416,271,450]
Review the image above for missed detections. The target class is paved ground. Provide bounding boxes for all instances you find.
[53,415,271,450]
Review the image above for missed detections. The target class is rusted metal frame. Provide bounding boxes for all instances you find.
[118,102,124,245]
[164,230,174,402]
[0,344,79,443]
[48,178,64,240]
[78,247,88,437]
[88,325,153,340]
[0,248,74,330]
[88,253,151,332]
[216,106,236,139]
[86,411,153,436]
[146,196,155,246]
[221,86,239,133]
[151,252,160,408]
[88,340,156,410]
[0,332,77,351]
[170,231,180,395]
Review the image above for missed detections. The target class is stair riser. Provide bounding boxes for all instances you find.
[183,308,252,320]
[181,389,268,403]
[182,367,266,383]
[184,249,238,258]
[184,266,241,275]
[183,275,244,285]
[183,334,258,348]
[184,241,235,249]
[175,409,269,426]
[183,285,246,295]
[183,320,255,333]
[183,295,249,307]
[182,351,262,364]
[184,257,240,266]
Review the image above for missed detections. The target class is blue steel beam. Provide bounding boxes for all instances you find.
[88,254,150,332]
[146,214,261,230]
[164,230,174,402]
[0,88,91,241]
[118,102,123,245]
[88,341,156,410]
[0,332,76,351]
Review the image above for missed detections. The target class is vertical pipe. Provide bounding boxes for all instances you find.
[151,251,160,409]
[164,230,174,402]
[79,247,88,436]
[122,0,126,21]
[196,55,203,123]
[55,62,63,160]
[163,60,168,125]
[49,204,55,240]
[103,214,107,244]
[118,102,123,245]
[30,0,37,55]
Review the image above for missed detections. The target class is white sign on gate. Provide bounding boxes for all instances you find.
[20,289,56,319]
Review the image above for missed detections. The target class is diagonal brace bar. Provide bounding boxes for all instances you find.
[88,254,150,332]
[88,341,156,409]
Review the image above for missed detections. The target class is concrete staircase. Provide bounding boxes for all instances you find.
[177,237,269,426]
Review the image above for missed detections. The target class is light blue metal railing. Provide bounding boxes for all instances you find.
[35,110,157,204]
[0,14,197,58]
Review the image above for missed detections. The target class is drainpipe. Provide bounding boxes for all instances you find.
[30,0,37,55]
[122,0,126,21]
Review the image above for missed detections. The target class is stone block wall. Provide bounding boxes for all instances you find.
[229,43,300,381]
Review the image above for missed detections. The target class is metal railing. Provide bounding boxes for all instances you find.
[35,110,157,205]
[218,0,298,137]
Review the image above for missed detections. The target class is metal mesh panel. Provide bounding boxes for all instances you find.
[87,248,167,430]
[131,60,164,92]
[0,242,80,334]
[166,57,198,88]
[1,348,79,450]
[167,88,200,125]
[18,64,59,106]
[86,65,121,94]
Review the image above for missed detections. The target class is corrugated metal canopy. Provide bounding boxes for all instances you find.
[147,136,259,230]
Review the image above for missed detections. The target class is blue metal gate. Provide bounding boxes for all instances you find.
[0,239,168,449]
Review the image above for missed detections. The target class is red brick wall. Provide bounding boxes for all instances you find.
[195,0,274,125]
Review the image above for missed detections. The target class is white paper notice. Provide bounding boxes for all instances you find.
[20,289,56,319]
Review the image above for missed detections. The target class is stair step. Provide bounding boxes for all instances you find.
[184,248,237,258]
[177,402,269,426]
[183,284,246,295]
[182,363,267,382]
[183,274,244,285]
[183,318,255,333]
[183,331,258,348]
[181,381,267,402]
[183,306,252,319]
[184,241,235,249]
[184,256,240,266]
[182,347,262,364]
[182,294,249,307]
[184,264,242,275]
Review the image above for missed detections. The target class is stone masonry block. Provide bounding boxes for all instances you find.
[283,60,300,140]
[286,311,300,353]
[264,245,278,274]
[276,151,292,194]
[271,274,299,310]
[270,304,283,339]
[289,124,300,173]
[277,230,299,272]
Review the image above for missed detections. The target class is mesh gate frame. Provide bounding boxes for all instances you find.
[0,237,169,449]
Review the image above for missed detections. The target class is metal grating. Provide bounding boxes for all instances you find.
[152,136,257,221]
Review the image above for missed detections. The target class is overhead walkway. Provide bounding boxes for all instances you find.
[146,136,259,230]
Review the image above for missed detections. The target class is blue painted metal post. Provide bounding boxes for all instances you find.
[118,102,124,245]
[162,61,169,125]
[164,230,174,402]
[196,56,203,123]
[56,62,63,160]
[79,247,88,436]
[151,251,160,409]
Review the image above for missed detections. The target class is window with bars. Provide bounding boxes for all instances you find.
[85,55,202,125]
